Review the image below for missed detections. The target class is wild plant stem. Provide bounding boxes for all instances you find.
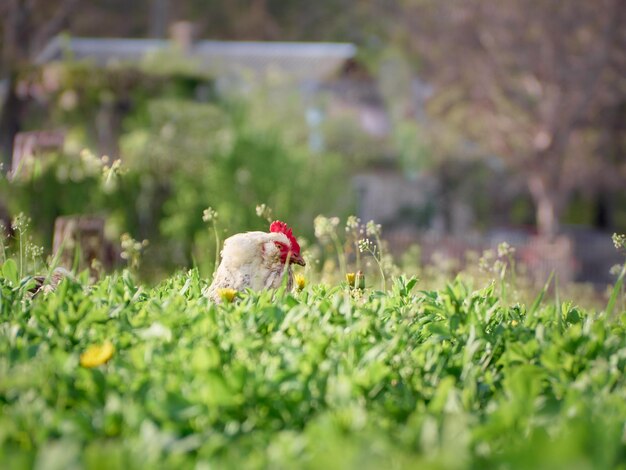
[508,254,517,291]
[555,273,562,332]
[0,234,5,264]
[374,234,386,290]
[354,242,361,272]
[366,247,386,291]
[499,264,507,303]
[331,232,346,277]
[375,256,386,291]
[606,262,625,316]
[212,224,220,275]
[18,230,24,278]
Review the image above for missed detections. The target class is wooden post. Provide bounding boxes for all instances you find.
[11,130,65,178]
[52,216,106,274]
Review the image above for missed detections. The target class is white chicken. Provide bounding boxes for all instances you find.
[204,220,305,302]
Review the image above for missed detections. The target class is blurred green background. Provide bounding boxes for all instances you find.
[0,0,624,283]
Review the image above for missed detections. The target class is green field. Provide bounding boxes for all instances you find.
[1,265,626,469]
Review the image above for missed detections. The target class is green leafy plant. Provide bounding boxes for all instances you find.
[1,251,625,469]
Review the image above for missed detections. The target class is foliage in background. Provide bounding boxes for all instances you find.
[0,150,133,248]
[1,62,351,280]
[120,95,349,276]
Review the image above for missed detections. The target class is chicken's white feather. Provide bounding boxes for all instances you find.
[204,231,293,302]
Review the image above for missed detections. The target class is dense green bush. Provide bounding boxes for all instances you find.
[0,267,625,469]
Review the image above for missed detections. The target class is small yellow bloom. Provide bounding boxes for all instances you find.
[346,272,356,287]
[218,288,238,303]
[511,319,519,327]
[80,342,114,368]
[295,274,306,291]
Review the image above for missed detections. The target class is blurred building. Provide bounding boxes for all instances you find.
[36,32,356,86]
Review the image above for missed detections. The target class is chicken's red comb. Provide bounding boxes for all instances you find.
[269,220,301,255]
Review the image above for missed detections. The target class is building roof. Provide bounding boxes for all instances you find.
[35,36,357,83]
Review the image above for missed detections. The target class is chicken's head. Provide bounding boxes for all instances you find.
[270,220,305,266]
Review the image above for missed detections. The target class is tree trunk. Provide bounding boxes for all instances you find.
[1,0,79,171]
[1,0,31,172]
[528,173,562,239]
[149,0,169,38]
[0,74,22,172]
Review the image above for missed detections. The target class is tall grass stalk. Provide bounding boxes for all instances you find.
[606,263,625,316]
[0,231,5,264]
[373,255,386,291]
[554,273,562,332]
[212,224,221,275]
[529,271,554,315]
[18,230,24,278]
[330,231,347,278]
[608,233,626,316]
[202,207,220,275]
[373,233,387,291]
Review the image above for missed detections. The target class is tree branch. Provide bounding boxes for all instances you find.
[30,0,80,57]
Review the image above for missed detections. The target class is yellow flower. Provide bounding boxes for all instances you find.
[80,342,114,368]
[346,272,356,287]
[511,319,519,327]
[218,288,237,303]
[295,274,306,291]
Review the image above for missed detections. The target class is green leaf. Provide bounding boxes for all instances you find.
[2,259,18,285]
[606,263,625,316]
[426,321,450,338]
[405,277,418,293]
[429,376,456,413]
[529,271,554,315]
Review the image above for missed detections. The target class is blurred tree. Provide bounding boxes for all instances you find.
[149,0,170,38]
[397,0,626,237]
[3,0,624,238]
[175,0,390,44]
[0,0,78,170]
